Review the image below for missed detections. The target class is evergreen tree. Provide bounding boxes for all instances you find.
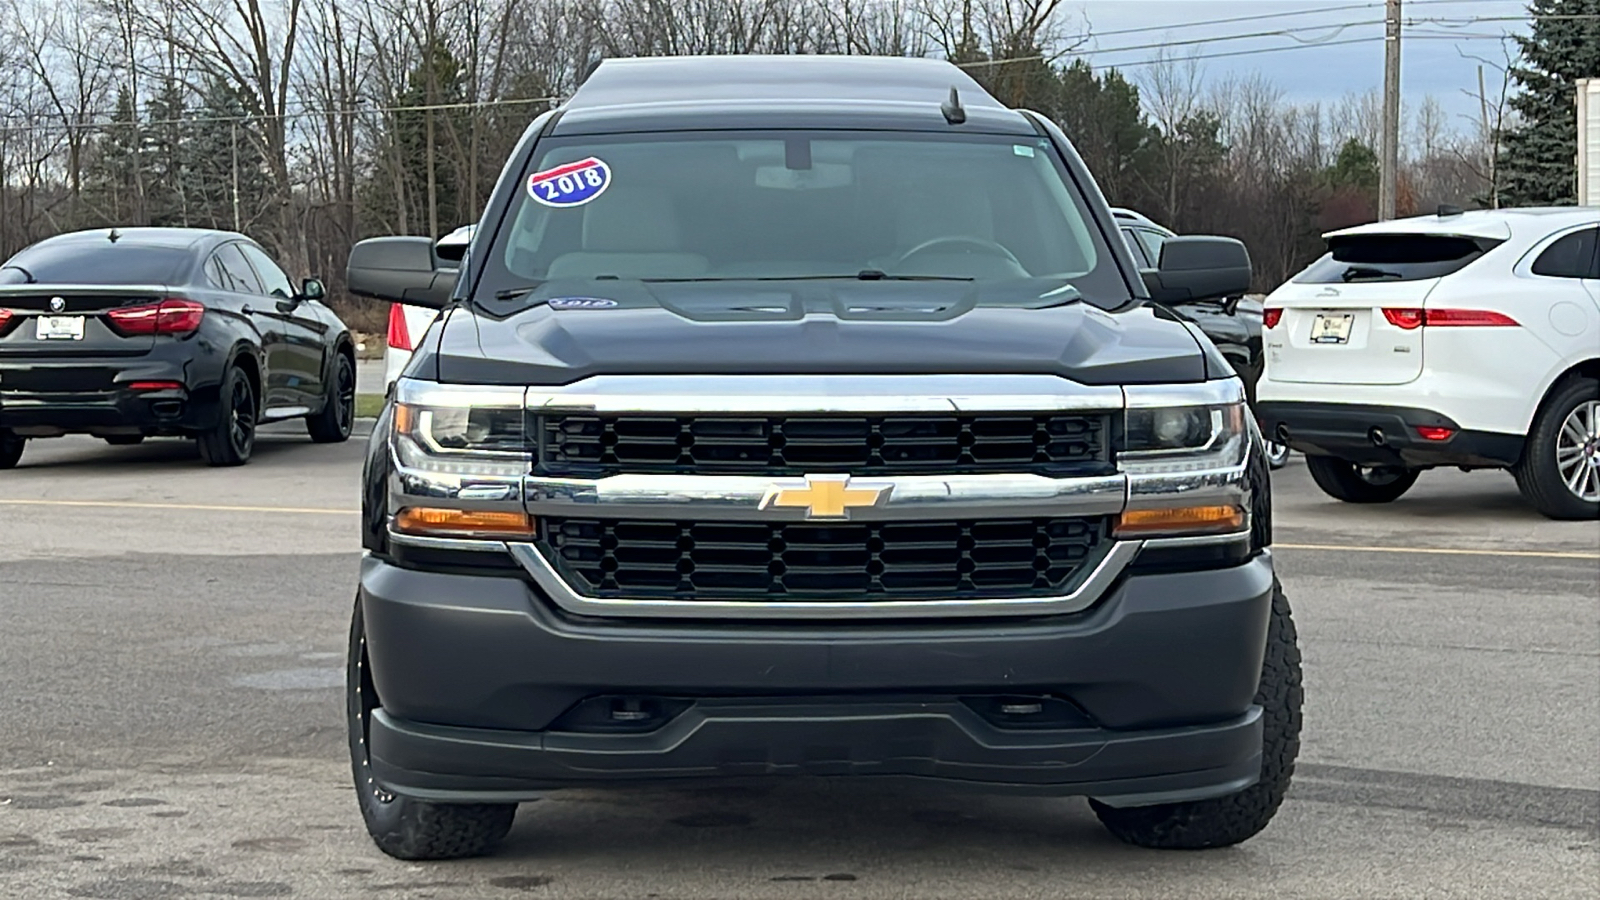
[1497,0,1600,205]
[360,39,471,236]
[144,80,192,228]
[84,87,143,225]
[1047,61,1154,204]
[188,78,271,232]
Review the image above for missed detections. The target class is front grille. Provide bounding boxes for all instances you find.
[538,413,1111,476]
[541,516,1109,601]
[0,367,115,393]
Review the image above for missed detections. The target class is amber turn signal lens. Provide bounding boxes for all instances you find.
[394,507,535,537]
[1114,505,1245,537]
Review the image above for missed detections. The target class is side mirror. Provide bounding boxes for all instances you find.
[1141,236,1252,304]
[347,237,454,309]
[299,277,326,301]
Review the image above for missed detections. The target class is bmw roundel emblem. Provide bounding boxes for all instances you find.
[48,296,65,312]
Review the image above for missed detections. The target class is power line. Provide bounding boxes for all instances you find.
[0,94,561,134]
[1093,35,1380,69]
[1080,2,1380,40]
[1080,21,1386,58]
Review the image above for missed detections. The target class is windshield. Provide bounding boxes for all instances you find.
[472,130,1125,306]
[0,243,194,286]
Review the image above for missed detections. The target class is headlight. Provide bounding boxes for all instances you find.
[1121,381,1250,474]
[392,380,529,477]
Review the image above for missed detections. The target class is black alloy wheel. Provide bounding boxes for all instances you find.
[198,367,256,467]
[308,353,356,444]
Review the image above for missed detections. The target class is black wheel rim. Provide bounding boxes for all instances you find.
[229,376,255,453]
[336,359,355,436]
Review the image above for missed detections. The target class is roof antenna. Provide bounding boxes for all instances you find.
[107,228,120,243]
[941,86,966,125]
[1437,204,1464,218]
[580,52,604,86]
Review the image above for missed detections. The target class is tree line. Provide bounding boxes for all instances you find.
[0,0,1587,330]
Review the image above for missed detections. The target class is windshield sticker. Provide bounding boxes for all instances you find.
[1013,144,1036,158]
[527,157,611,208]
[547,297,618,310]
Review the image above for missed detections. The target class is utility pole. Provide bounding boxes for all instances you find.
[231,121,241,232]
[1379,0,1402,220]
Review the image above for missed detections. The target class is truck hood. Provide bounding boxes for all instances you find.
[432,279,1207,386]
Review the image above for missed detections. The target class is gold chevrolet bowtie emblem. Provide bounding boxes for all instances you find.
[759,475,892,519]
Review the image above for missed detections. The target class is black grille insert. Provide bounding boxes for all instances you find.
[541,516,1109,601]
[539,413,1110,476]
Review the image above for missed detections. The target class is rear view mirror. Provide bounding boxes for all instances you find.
[1141,236,1252,304]
[347,237,454,309]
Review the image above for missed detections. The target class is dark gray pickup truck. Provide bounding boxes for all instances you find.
[345,55,1301,860]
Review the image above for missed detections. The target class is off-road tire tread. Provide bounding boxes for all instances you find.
[1513,376,1599,521]
[1091,581,1303,849]
[347,598,517,861]
[1304,455,1418,503]
[365,802,517,861]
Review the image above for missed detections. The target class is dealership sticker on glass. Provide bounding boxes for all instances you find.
[527,157,611,207]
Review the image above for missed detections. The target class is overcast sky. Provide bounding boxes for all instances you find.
[1068,0,1529,130]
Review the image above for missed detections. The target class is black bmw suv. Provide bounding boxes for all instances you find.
[0,228,356,467]
[345,56,1302,860]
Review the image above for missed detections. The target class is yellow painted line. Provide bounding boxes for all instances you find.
[1276,542,1599,561]
[0,498,358,516]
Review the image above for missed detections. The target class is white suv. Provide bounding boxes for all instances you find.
[381,225,475,392]
[1256,207,1600,519]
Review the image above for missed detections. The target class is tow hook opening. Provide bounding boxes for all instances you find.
[960,695,1097,730]
[549,695,693,734]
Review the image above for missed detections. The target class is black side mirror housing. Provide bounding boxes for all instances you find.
[347,237,455,309]
[299,277,326,301]
[1141,236,1253,304]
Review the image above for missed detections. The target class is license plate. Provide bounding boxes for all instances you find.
[36,316,85,340]
[1310,313,1354,344]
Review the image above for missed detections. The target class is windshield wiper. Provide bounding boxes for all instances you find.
[641,271,974,283]
[493,283,545,301]
[1341,266,1403,282]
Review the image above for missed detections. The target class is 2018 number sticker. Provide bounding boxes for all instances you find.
[527,157,611,208]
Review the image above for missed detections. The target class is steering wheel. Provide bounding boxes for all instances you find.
[895,236,1024,270]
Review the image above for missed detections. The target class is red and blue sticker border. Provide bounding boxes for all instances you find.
[526,157,611,208]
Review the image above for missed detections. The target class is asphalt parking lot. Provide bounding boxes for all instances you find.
[1,427,1596,899]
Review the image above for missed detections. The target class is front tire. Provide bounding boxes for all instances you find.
[307,353,355,444]
[0,430,24,469]
[347,598,517,860]
[197,366,256,467]
[1305,455,1418,503]
[1092,580,1303,849]
[1514,377,1600,520]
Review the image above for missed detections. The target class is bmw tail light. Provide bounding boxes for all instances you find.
[107,299,205,336]
[1262,308,1282,329]
[387,304,413,351]
[1381,308,1424,330]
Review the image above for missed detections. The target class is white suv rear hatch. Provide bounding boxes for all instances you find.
[1264,224,1509,386]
